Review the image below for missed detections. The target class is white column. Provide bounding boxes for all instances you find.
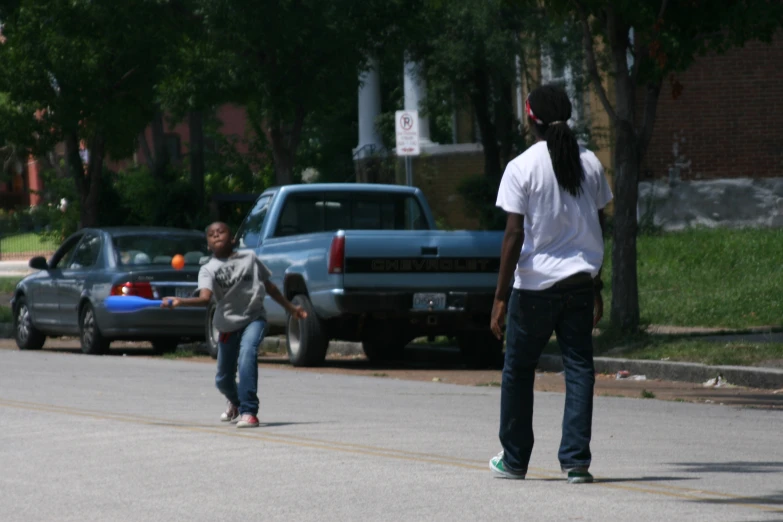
[403,59,434,146]
[355,58,383,159]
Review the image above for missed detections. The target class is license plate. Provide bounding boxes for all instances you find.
[175,287,194,298]
[413,293,446,311]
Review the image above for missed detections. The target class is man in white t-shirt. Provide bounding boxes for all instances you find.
[488,85,613,484]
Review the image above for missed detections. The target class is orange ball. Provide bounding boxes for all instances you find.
[171,254,185,270]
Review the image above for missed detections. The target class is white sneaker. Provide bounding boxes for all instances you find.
[220,402,239,423]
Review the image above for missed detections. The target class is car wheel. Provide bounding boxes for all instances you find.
[79,303,110,355]
[361,326,409,363]
[206,300,219,359]
[151,338,179,354]
[286,294,327,367]
[14,296,45,350]
[457,330,504,369]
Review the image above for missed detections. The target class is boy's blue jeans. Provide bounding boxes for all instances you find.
[215,319,266,415]
[499,281,596,473]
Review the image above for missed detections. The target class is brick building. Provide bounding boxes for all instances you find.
[638,34,783,182]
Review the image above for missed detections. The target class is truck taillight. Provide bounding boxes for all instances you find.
[110,282,155,299]
[327,233,345,274]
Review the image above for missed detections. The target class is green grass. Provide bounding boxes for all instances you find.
[641,389,656,399]
[602,228,783,329]
[0,277,21,294]
[0,306,12,323]
[544,328,783,367]
[0,233,58,254]
[614,339,783,367]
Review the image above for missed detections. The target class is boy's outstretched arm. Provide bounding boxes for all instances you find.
[264,280,308,319]
[161,288,212,308]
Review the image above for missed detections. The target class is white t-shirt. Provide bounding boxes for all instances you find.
[496,141,613,291]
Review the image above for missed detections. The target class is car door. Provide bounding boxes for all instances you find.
[57,232,103,332]
[30,233,83,328]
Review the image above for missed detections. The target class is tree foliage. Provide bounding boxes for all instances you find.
[0,0,183,226]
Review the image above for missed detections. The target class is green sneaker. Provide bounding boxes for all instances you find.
[564,468,594,484]
[489,451,526,479]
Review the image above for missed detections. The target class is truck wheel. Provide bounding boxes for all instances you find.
[286,295,327,367]
[458,330,504,369]
[15,296,46,351]
[205,300,219,359]
[362,327,409,363]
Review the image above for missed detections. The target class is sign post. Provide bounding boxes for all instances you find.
[395,110,420,186]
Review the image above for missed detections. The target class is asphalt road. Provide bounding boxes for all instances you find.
[1,349,782,522]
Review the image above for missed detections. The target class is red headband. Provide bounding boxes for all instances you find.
[525,96,544,125]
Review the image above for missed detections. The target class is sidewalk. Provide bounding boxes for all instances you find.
[259,334,783,390]
[0,260,36,277]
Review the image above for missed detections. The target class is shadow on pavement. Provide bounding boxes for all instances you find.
[692,491,783,507]
[593,476,696,484]
[670,461,783,474]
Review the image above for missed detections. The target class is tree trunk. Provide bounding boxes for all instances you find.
[610,119,640,332]
[64,131,86,227]
[189,110,205,204]
[470,68,502,181]
[64,130,104,228]
[267,122,294,185]
[605,15,641,332]
[494,78,515,171]
[81,133,106,228]
[264,108,305,186]
[151,110,168,179]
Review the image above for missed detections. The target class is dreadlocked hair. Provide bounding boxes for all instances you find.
[527,85,584,197]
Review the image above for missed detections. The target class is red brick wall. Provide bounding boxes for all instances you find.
[638,34,783,181]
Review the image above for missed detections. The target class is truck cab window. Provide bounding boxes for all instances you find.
[322,192,429,231]
[275,193,325,237]
[236,195,272,248]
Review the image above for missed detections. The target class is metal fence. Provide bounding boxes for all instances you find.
[0,232,57,261]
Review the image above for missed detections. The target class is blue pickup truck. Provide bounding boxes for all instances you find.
[205,183,505,368]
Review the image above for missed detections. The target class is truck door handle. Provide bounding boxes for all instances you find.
[421,247,438,256]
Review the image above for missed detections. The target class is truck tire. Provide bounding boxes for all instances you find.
[458,330,504,369]
[14,296,46,351]
[286,295,328,367]
[362,326,409,363]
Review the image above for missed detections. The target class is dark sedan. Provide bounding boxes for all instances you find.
[11,227,210,354]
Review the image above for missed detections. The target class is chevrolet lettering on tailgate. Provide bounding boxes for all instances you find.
[346,258,500,273]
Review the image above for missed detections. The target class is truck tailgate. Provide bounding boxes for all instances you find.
[341,230,502,291]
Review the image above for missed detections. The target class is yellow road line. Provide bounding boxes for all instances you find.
[1,398,780,514]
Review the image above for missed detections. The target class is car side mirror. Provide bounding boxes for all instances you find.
[29,256,49,271]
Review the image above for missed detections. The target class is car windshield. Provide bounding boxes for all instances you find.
[112,233,209,267]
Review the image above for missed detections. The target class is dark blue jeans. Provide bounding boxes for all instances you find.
[499,281,595,472]
[215,319,266,415]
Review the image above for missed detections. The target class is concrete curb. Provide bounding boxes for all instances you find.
[539,354,783,390]
[260,336,364,357]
